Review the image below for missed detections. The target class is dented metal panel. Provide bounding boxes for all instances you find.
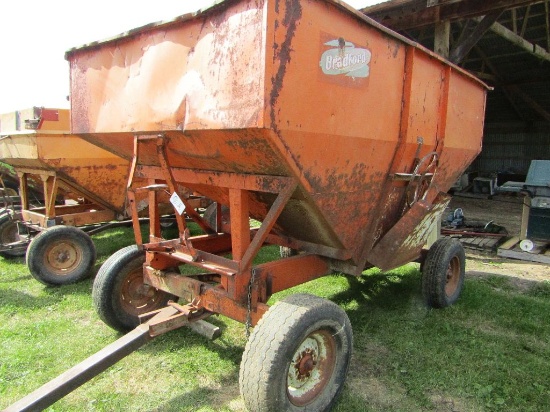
[66,0,488,271]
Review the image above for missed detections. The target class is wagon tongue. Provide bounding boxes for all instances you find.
[4,304,218,412]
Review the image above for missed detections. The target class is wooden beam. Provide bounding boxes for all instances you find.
[473,45,529,121]
[434,20,451,57]
[363,0,544,31]
[477,17,550,61]
[470,71,499,82]
[450,10,505,63]
[473,45,550,122]
[504,84,550,121]
[520,5,531,37]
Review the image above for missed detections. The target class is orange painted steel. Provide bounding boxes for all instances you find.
[66,0,489,324]
[0,108,133,225]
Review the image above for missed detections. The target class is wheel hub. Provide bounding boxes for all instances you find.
[120,269,164,316]
[45,242,80,274]
[445,255,460,296]
[287,330,336,406]
[296,349,316,378]
[137,284,155,297]
[57,250,70,263]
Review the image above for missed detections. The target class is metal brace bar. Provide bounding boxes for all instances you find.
[126,189,143,245]
[125,136,144,245]
[42,174,59,219]
[155,135,214,235]
[154,135,188,235]
[240,180,298,271]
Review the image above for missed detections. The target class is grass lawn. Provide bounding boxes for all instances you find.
[1,225,549,411]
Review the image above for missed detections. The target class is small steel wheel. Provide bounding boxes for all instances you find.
[26,225,96,286]
[422,238,466,308]
[239,294,352,411]
[0,210,26,258]
[92,245,177,332]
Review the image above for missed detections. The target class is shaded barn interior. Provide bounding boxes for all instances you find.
[363,0,550,181]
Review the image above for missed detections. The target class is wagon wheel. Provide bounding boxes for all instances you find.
[406,151,439,207]
[26,225,96,286]
[0,207,27,258]
[92,245,177,332]
[422,238,465,308]
[239,294,352,411]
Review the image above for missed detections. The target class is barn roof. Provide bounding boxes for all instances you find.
[362,0,550,126]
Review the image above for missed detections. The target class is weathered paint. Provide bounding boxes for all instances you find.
[0,109,132,212]
[66,0,488,271]
[368,193,451,271]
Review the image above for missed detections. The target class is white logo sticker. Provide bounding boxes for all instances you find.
[320,39,371,78]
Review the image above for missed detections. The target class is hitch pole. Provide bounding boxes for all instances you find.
[4,306,179,412]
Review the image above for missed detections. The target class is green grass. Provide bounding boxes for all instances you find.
[1,226,549,411]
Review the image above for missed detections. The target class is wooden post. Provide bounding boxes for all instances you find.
[434,20,450,58]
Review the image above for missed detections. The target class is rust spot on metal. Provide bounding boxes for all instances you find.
[169,147,222,160]
[386,36,401,58]
[270,0,302,133]
[294,349,316,380]
[338,37,346,50]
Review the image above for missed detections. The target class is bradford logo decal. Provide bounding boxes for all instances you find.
[320,39,371,78]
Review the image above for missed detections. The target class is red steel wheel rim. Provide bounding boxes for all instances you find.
[119,268,165,316]
[287,329,337,406]
[444,255,461,297]
[44,240,83,276]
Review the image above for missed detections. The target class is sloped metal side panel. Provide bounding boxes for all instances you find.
[68,1,266,148]
[66,0,487,263]
[265,0,485,261]
[0,132,131,212]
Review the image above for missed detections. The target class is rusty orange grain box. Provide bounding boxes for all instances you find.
[66,0,488,272]
[3,2,492,410]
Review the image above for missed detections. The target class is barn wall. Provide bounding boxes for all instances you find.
[469,123,550,180]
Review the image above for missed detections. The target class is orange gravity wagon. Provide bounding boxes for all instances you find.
[8,0,489,411]
[0,108,200,285]
[0,107,134,285]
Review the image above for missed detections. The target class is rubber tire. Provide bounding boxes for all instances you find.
[26,225,96,286]
[0,210,26,258]
[422,238,466,308]
[239,294,353,412]
[92,245,177,332]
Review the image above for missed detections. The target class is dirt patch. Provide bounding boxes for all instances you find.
[346,351,416,411]
[199,375,246,411]
[448,194,524,236]
[465,250,548,291]
[425,390,473,412]
[445,194,548,287]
